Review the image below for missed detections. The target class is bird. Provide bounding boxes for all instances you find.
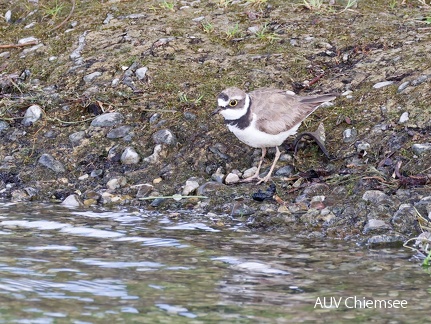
[213,87,337,184]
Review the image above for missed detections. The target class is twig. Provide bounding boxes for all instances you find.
[49,0,76,32]
[0,41,38,49]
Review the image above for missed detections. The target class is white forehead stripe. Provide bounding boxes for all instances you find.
[218,98,229,107]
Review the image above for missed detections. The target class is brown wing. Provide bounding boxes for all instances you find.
[249,88,336,135]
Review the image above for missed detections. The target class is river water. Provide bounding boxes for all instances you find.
[0,201,429,323]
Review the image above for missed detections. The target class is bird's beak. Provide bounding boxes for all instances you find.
[211,107,221,116]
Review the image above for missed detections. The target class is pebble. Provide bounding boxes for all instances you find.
[211,167,225,183]
[0,51,10,59]
[192,16,205,22]
[152,129,177,145]
[363,219,390,233]
[225,173,240,184]
[135,67,148,80]
[0,121,10,132]
[242,167,258,179]
[275,165,294,177]
[11,190,29,202]
[121,147,140,165]
[83,71,102,83]
[38,154,65,173]
[412,143,431,156]
[398,112,409,124]
[248,25,260,34]
[362,190,390,205]
[144,144,163,164]
[182,177,200,195]
[22,104,42,126]
[355,141,370,153]
[90,169,103,177]
[70,31,88,64]
[135,184,154,198]
[342,128,357,143]
[107,125,133,139]
[90,112,124,127]
[20,43,44,58]
[372,81,394,89]
[196,181,225,195]
[107,177,127,190]
[103,13,114,24]
[69,131,86,145]
[397,81,410,93]
[5,10,12,23]
[411,75,429,86]
[18,36,39,44]
[61,194,84,208]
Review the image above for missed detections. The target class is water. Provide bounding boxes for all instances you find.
[0,202,429,323]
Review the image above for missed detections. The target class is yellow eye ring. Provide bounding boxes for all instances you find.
[229,100,238,107]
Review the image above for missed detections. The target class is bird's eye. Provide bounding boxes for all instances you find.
[229,100,238,107]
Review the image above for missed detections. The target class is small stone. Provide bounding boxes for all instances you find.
[363,219,389,234]
[192,16,205,22]
[5,10,12,23]
[153,177,163,184]
[22,104,42,126]
[211,167,225,183]
[78,174,89,180]
[135,184,154,198]
[107,177,127,190]
[231,202,255,217]
[275,165,294,177]
[121,147,140,165]
[152,129,177,145]
[18,36,39,44]
[107,125,133,139]
[182,178,200,195]
[61,194,84,208]
[362,190,390,204]
[0,51,10,59]
[342,128,357,143]
[225,173,240,184]
[355,141,370,153]
[372,81,394,89]
[412,143,431,156]
[11,190,29,202]
[111,78,120,87]
[144,144,163,164]
[243,167,258,178]
[135,67,148,80]
[411,75,429,86]
[90,112,124,127]
[83,71,102,83]
[0,120,10,133]
[196,181,225,195]
[248,25,260,34]
[398,112,409,124]
[38,154,65,173]
[90,169,103,177]
[69,131,86,145]
[103,13,114,24]
[397,81,410,93]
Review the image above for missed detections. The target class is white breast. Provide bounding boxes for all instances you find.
[227,114,301,148]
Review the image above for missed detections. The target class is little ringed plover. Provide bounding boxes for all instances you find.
[213,87,337,184]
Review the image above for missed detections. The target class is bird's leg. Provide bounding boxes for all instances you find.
[241,147,266,182]
[257,146,281,184]
[293,131,332,159]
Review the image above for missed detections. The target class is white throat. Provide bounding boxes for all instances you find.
[219,94,250,120]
